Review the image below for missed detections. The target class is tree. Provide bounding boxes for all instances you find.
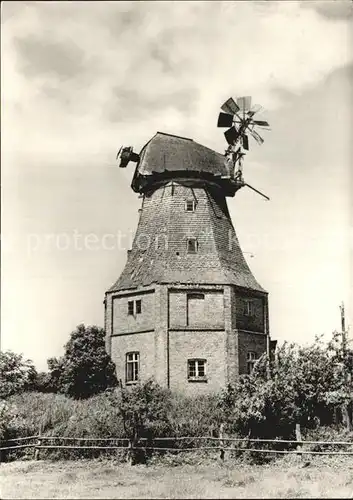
[33,371,52,393]
[46,357,65,393]
[0,351,37,399]
[117,380,172,464]
[47,324,118,399]
[325,331,353,429]
[219,334,348,440]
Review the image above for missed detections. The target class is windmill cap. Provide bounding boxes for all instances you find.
[130,132,238,194]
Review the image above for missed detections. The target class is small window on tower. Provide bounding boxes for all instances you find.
[187,238,198,254]
[187,359,207,382]
[128,301,134,316]
[126,352,139,383]
[136,299,142,314]
[247,351,257,374]
[185,200,196,212]
[244,300,255,317]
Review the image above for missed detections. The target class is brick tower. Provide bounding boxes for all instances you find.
[105,131,271,394]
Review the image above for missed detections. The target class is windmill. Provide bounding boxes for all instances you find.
[217,96,270,200]
[107,99,274,392]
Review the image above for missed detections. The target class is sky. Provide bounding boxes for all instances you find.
[1,0,352,370]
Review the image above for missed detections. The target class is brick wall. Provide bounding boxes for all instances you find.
[168,330,226,394]
[111,289,155,335]
[169,289,224,329]
[238,331,267,374]
[234,293,265,333]
[154,285,168,387]
[104,177,271,392]
[111,331,155,384]
[224,286,239,386]
[104,295,112,355]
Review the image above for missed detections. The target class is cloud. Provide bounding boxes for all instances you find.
[13,35,87,80]
[302,0,353,20]
[2,1,352,168]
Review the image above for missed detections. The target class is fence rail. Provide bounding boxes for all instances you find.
[3,435,353,446]
[1,435,352,457]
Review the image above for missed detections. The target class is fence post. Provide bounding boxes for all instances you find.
[126,440,132,464]
[295,423,310,466]
[295,423,302,458]
[34,426,42,461]
[219,423,225,461]
[34,437,42,460]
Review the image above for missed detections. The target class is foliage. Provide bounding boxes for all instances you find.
[47,324,118,399]
[219,333,353,439]
[0,351,37,399]
[46,357,65,393]
[2,391,126,441]
[114,380,173,464]
[324,331,353,407]
[32,371,53,393]
[168,392,222,437]
[2,331,352,463]
[117,380,172,443]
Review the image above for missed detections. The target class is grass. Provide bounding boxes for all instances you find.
[1,456,353,499]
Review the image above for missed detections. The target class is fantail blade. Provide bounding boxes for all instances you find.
[217,112,234,128]
[253,120,270,127]
[221,97,240,115]
[242,134,249,150]
[224,126,240,145]
[237,96,252,113]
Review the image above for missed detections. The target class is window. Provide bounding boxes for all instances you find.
[187,238,198,254]
[127,299,142,316]
[187,293,205,326]
[244,300,255,317]
[126,352,139,383]
[185,200,196,212]
[128,301,134,316]
[135,300,142,314]
[247,351,257,374]
[187,359,207,381]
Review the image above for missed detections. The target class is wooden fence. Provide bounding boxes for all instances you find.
[1,435,353,461]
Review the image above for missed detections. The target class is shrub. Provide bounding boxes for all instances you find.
[0,351,37,399]
[168,392,222,437]
[117,380,172,441]
[219,334,352,440]
[47,324,118,399]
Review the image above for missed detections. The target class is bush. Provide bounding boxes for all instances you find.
[117,380,172,441]
[0,351,37,399]
[47,324,118,399]
[3,391,125,439]
[168,392,222,437]
[219,333,353,440]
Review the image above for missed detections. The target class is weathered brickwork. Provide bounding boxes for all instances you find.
[104,133,273,393]
[111,331,155,385]
[235,293,265,333]
[169,330,226,394]
[169,289,224,329]
[224,286,239,386]
[238,331,267,374]
[111,289,155,335]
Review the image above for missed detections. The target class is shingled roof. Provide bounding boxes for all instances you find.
[108,182,266,294]
[131,132,235,193]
